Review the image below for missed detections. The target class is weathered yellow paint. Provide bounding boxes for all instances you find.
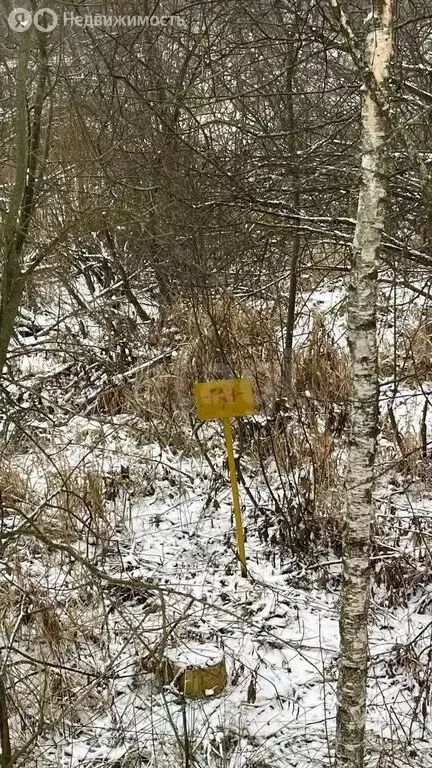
[194,378,253,577]
[194,378,256,420]
[223,417,247,577]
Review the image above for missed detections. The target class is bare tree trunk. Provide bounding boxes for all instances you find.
[0,28,49,372]
[0,673,11,768]
[283,88,301,400]
[335,2,393,767]
[0,31,30,373]
[282,42,301,402]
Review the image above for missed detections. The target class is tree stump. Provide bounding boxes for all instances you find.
[162,642,227,698]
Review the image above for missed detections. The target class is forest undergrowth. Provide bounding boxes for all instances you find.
[0,273,431,767]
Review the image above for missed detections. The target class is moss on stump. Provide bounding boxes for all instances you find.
[163,642,227,698]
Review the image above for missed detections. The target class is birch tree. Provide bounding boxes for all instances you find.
[328,1,394,766]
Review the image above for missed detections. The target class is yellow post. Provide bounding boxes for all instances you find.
[194,379,255,578]
[222,417,247,577]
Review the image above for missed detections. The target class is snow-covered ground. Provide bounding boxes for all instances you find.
[1,415,428,767]
[2,276,432,766]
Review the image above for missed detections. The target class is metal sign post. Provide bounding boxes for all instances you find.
[194,378,256,577]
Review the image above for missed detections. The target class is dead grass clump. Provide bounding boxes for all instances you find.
[297,428,343,554]
[128,370,183,421]
[43,469,117,542]
[124,298,281,430]
[250,409,343,561]
[380,410,432,479]
[295,312,349,405]
[405,325,432,383]
[94,386,130,415]
[380,320,432,384]
[394,433,424,475]
[310,430,341,505]
[176,297,281,410]
[0,460,28,512]
[32,597,63,649]
[373,557,411,609]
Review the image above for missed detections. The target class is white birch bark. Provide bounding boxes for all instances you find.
[336,2,393,767]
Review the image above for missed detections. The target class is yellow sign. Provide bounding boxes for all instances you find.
[194,378,256,577]
[194,378,256,421]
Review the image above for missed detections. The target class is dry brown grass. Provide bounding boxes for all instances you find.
[379,421,432,480]
[294,312,350,405]
[380,320,432,384]
[246,400,344,559]
[124,298,281,432]
[94,386,130,415]
[33,597,63,649]
[118,303,351,496]
[176,297,281,411]
[42,468,118,542]
[97,303,351,448]
[0,460,28,512]
[408,326,432,382]
[289,424,343,536]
